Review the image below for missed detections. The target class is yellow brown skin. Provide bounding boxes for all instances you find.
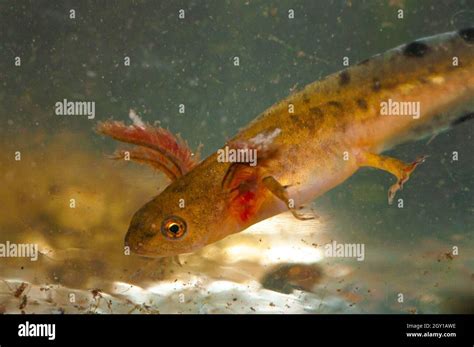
[126,29,474,258]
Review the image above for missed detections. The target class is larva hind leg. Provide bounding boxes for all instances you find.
[357,152,428,204]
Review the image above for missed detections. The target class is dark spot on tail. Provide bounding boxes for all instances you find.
[325,101,344,117]
[451,112,474,126]
[459,28,474,43]
[356,98,368,110]
[309,107,323,117]
[403,41,429,57]
[338,70,350,86]
[290,114,305,127]
[327,101,343,111]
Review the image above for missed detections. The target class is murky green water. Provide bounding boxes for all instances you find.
[0,1,473,314]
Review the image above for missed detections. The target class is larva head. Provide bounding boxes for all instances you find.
[124,167,240,258]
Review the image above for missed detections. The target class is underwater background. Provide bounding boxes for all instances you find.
[0,0,473,313]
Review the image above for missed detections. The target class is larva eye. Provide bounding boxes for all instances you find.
[161,216,187,240]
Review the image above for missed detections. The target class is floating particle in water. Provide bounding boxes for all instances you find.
[261,263,323,294]
[19,295,28,310]
[13,282,28,298]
